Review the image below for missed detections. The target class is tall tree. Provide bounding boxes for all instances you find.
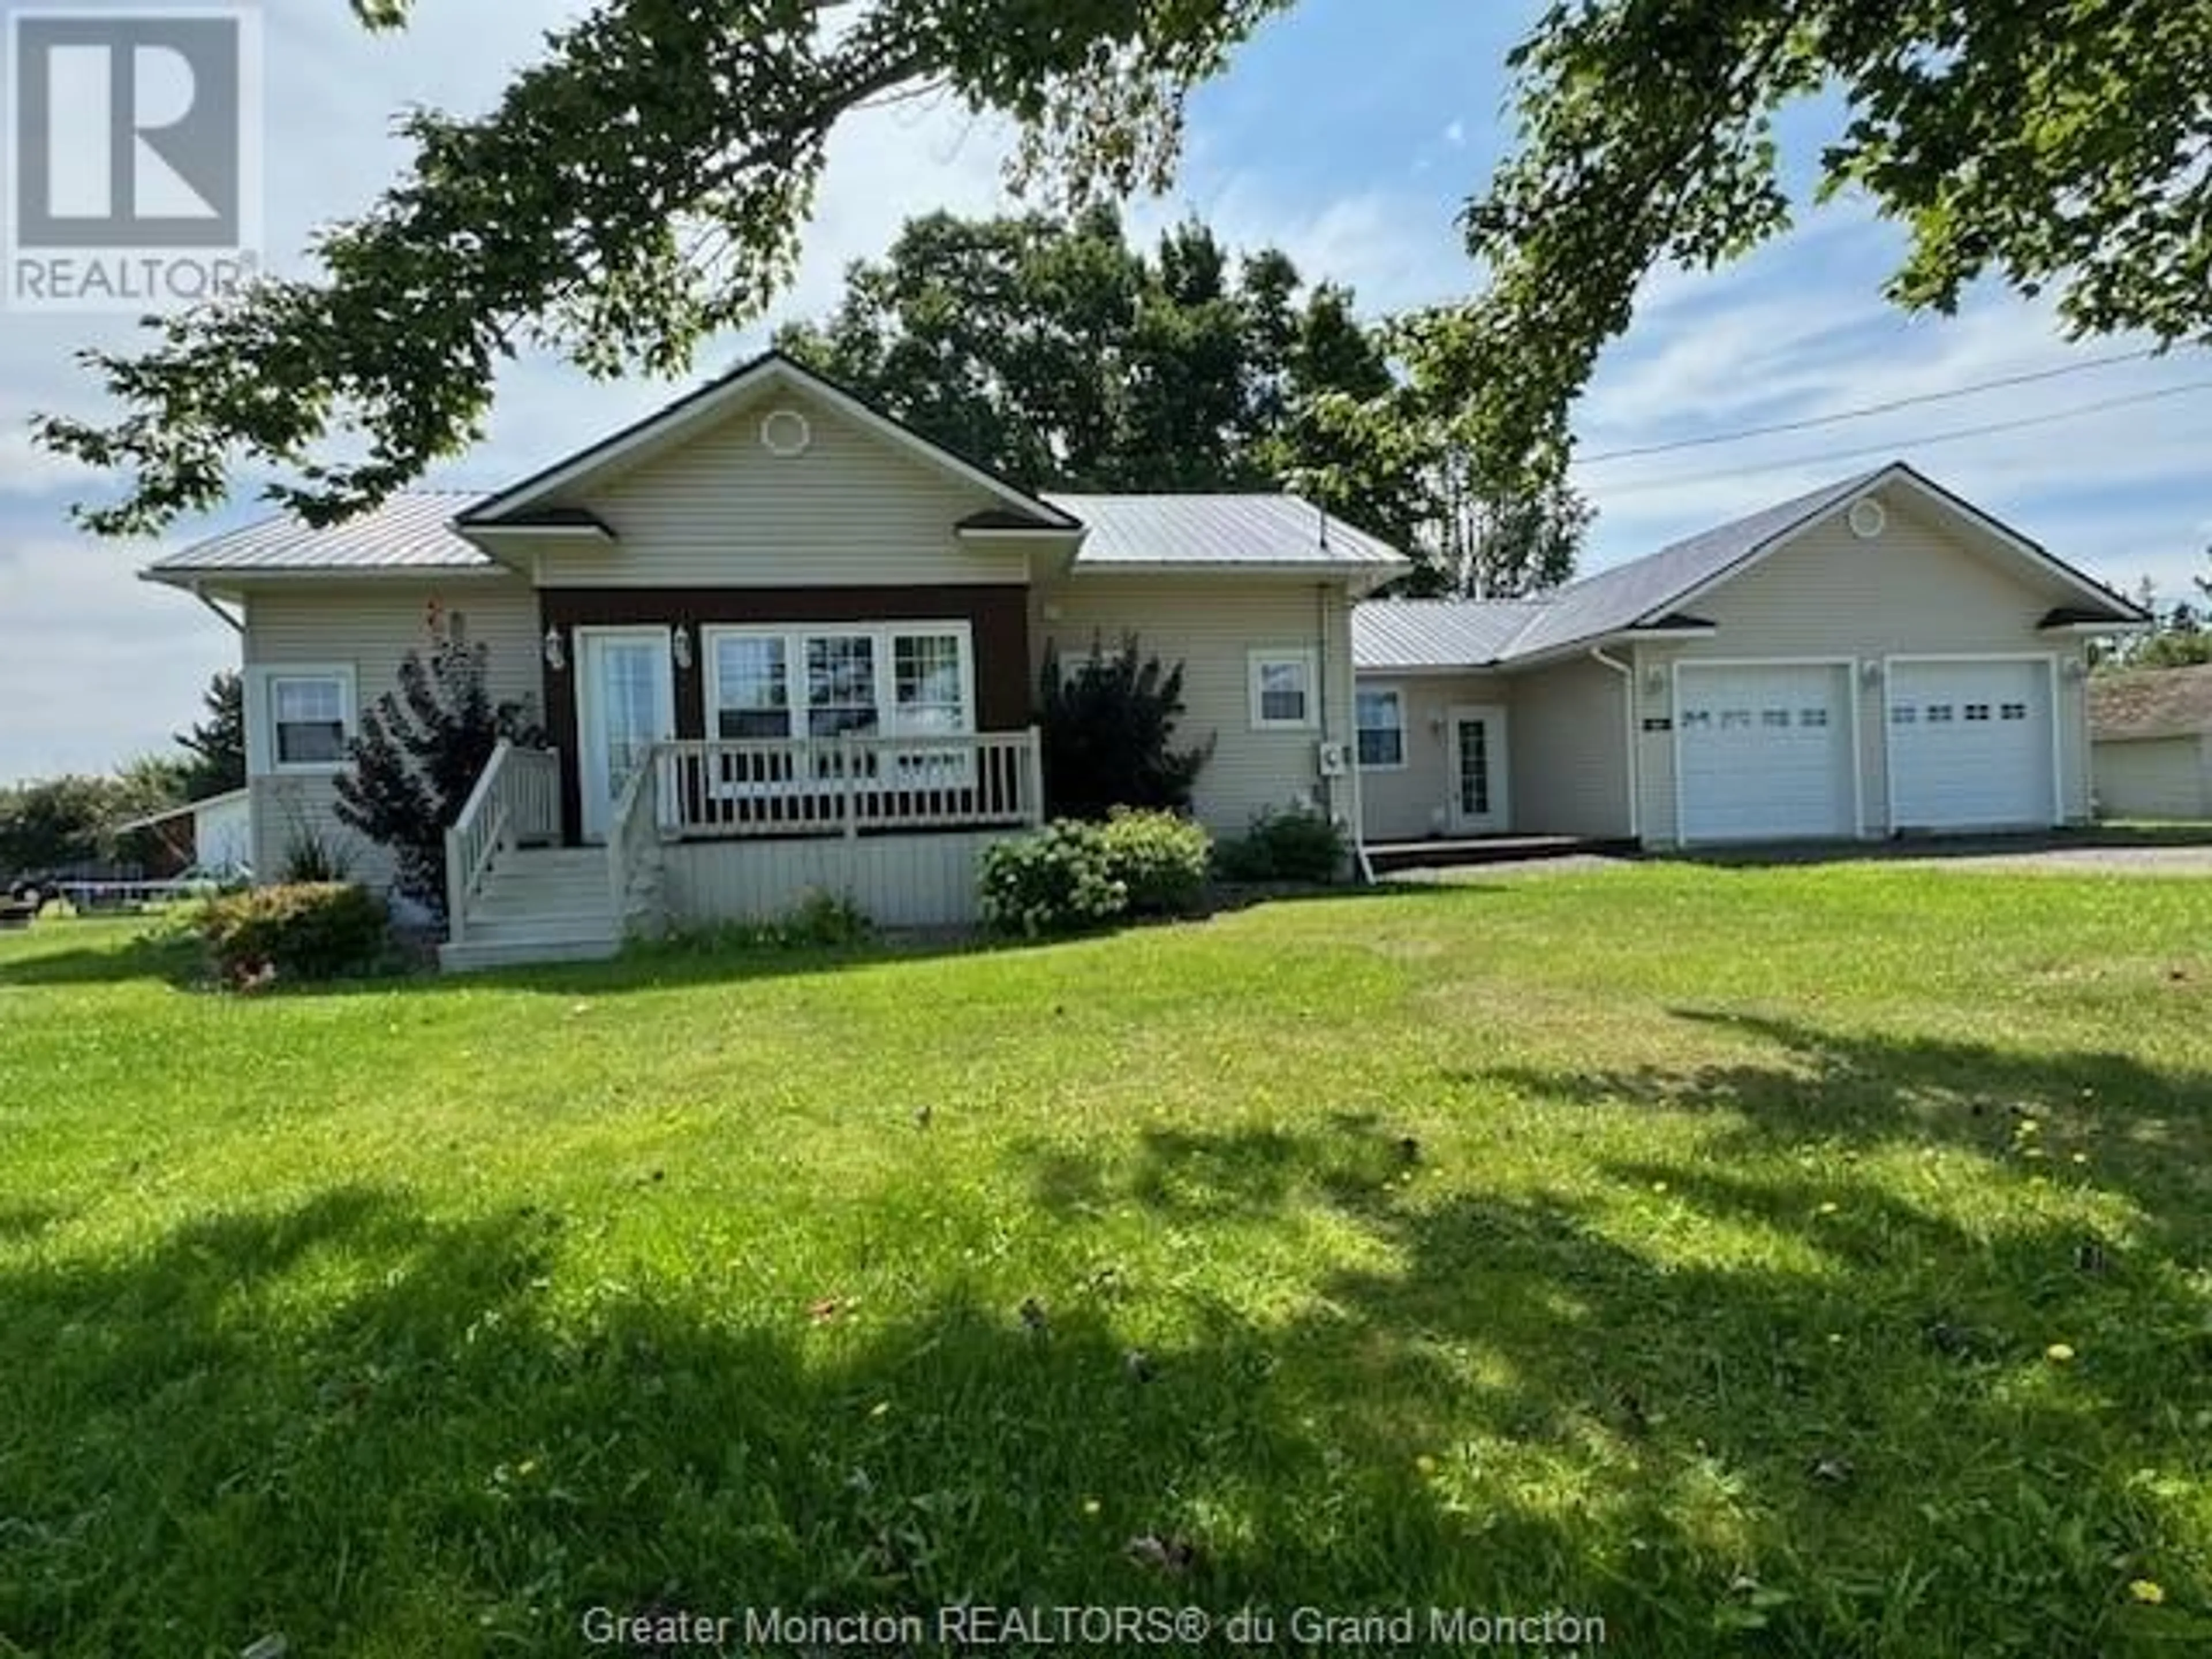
[38,2,2207,531]
[175,671,247,800]
[780,209,1585,584]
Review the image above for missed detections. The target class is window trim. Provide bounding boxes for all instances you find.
[1248,647,1320,732]
[1355,683,1408,772]
[248,664,358,776]
[703,620,978,744]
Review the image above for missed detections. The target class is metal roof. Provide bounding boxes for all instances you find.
[147,491,493,575]
[2089,663,2212,741]
[149,488,1408,581]
[1046,493,1408,570]
[1354,600,1551,672]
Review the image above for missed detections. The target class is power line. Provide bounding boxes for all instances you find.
[1576,346,2165,465]
[1592,378,2212,498]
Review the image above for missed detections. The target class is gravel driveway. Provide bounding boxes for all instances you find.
[1384,834,2212,882]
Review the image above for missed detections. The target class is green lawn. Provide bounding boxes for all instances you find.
[1,866,2209,1656]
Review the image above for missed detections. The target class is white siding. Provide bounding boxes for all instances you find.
[541,382,1029,588]
[1508,654,1636,838]
[242,578,541,887]
[1032,574,1358,836]
[2093,735,2212,820]
[1631,488,2093,846]
[662,831,1018,927]
[1357,672,1514,842]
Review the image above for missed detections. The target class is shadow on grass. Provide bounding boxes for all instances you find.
[1469,1009,2212,1244]
[0,926,203,990]
[0,1183,1605,1658]
[6,1082,2208,1656]
[1016,1105,2211,1656]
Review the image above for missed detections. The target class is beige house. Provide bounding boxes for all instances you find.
[144,353,1406,969]
[1355,464,2146,849]
[2089,664,2212,821]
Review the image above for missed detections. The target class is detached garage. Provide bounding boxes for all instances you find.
[2089,664,2212,821]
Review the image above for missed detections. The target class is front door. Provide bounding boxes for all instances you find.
[577,627,676,842]
[1447,705,1509,834]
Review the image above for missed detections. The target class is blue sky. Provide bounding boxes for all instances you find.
[1,0,2206,781]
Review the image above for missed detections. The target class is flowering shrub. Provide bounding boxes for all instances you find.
[978,821,1128,937]
[1099,808,1212,916]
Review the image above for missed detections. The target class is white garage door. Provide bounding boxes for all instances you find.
[1678,663,1856,843]
[1887,658,2056,831]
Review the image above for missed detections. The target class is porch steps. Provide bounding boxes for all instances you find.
[439,847,625,974]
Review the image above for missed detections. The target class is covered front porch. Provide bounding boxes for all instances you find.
[441,729,1042,971]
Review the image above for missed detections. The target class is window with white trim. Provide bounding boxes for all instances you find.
[706,623,974,743]
[1249,649,1317,730]
[711,634,790,740]
[1355,687,1406,768]
[253,666,357,773]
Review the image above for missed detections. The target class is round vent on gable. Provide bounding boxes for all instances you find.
[1847,498,1887,540]
[760,408,812,457]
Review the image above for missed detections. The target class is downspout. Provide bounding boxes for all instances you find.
[191,584,244,635]
[1589,645,1642,844]
[1323,581,1376,885]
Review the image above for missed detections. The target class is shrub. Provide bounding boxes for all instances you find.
[652,890,873,955]
[334,613,545,918]
[978,821,1128,937]
[1039,635,1214,820]
[1099,808,1211,916]
[279,816,355,884]
[1214,805,1347,884]
[196,883,391,984]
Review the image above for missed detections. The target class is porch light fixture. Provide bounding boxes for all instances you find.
[672,624,694,672]
[1642,666,1667,698]
[1859,660,1884,687]
[543,627,566,672]
[2061,656,2089,681]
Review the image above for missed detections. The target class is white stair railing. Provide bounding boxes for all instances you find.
[445,741,561,945]
[604,757,660,931]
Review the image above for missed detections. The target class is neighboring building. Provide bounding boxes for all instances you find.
[2089,663,2212,821]
[1354,463,2146,849]
[113,787,255,877]
[144,353,1406,968]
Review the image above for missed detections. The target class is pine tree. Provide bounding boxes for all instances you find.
[175,671,246,798]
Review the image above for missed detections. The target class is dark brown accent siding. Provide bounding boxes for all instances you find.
[539,585,1032,842]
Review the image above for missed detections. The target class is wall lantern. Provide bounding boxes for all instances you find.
[1859,659,1885,687]
[1642,666,1668,698]
[672,623,695,673]
[543,627,567,672]
[2060,656,2089,681]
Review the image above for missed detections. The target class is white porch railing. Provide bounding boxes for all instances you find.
[445,741,560,944]
[655,729,1044,841]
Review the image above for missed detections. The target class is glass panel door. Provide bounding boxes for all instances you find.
[580,630,673,840]
[1447,704,1510,834]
